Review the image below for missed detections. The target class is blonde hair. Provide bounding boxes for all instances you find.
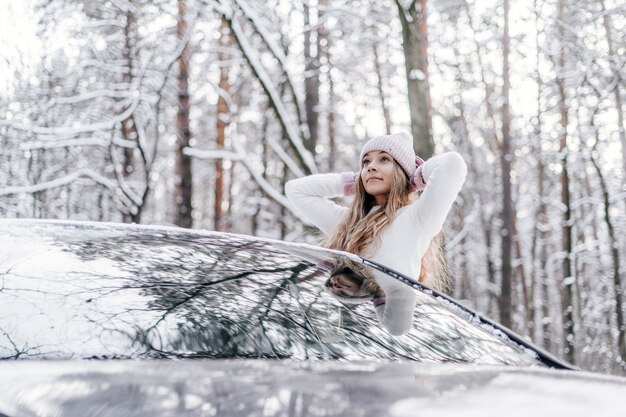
[324,162,450,293]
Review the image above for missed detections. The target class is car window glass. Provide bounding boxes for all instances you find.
[0,222,541,366]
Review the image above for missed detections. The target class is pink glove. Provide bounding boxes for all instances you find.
[340,172,357,196]
[410,156,426,192]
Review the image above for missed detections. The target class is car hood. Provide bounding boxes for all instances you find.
[0,360,624,417]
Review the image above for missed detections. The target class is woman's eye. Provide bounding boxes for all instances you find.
[362,159,370,166]
[381,156,390,162]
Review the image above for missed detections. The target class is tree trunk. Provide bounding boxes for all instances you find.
[556,0,575,364]
[226,161,235,232]
[280,161,288,239]
[121,4,139,223]
[600,0,626,195]
[303,2,319,156]
[499,0,513,329]
[373,41,391,134]
[174,0,193,228]
[215,17,232,232]
[462,0,500,154]
[590,112,626,367]
[535,158,553,351]
[540,235,552,352]
[530,0,544,347]
[394,0,433,157]
[327,71,337,172]
[447,30,474,303]
[252,109,271,235]
[512,210,530,332]
[318,0,336,172]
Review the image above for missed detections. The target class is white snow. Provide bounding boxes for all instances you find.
[182,147,243,162]
[409,69,426,81]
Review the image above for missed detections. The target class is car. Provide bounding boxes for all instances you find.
[0,219,624,416]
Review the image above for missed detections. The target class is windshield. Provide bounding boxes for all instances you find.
[0,221,541,366]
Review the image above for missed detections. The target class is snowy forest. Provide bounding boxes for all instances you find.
[1,0,625,375]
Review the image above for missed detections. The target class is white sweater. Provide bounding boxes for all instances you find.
[285,152,468,335]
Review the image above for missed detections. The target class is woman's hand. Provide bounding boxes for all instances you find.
[410,156,426,192]
[340,172,358,196]
[371,293,386,307]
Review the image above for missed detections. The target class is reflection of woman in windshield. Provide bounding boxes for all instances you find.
[286,133,467,336]
[324,259,386,307]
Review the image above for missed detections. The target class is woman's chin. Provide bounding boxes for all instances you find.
[364,187,387,197]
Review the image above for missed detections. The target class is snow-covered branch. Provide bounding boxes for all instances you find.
[182,147,243,161]
[5,97,140,138]
[20,137,137,151]
[0,168,128,209]
[231,134,308,223]
[108,140,144,210]
[232,0,308,139]
[267,135,305,178]
[221,3,318,175]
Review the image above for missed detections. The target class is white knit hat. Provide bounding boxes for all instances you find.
[359,132,417,176]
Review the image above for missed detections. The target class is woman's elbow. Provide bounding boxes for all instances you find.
[284,178,300,200]
[441,152,468,185]
[445,152,467,173]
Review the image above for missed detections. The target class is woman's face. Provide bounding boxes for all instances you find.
[327,273,362,297]
[360,150,395,205]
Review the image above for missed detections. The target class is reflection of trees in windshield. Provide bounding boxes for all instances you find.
[55,231,367,359]
[59,231,321,359]
[1,224,540,366]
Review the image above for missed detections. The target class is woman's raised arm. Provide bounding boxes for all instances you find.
[410,152,468,238]
[285,174,348,235]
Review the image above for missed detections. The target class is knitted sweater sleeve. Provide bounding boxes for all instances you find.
[373,282,416,336]
[285,174,347,235]
[411,152,467,237]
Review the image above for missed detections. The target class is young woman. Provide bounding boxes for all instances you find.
[285,132,467,335]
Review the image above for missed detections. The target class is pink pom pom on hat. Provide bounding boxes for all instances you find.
[359,132,417,177]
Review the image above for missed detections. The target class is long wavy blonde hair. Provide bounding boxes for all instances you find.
[324,162,450,293]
